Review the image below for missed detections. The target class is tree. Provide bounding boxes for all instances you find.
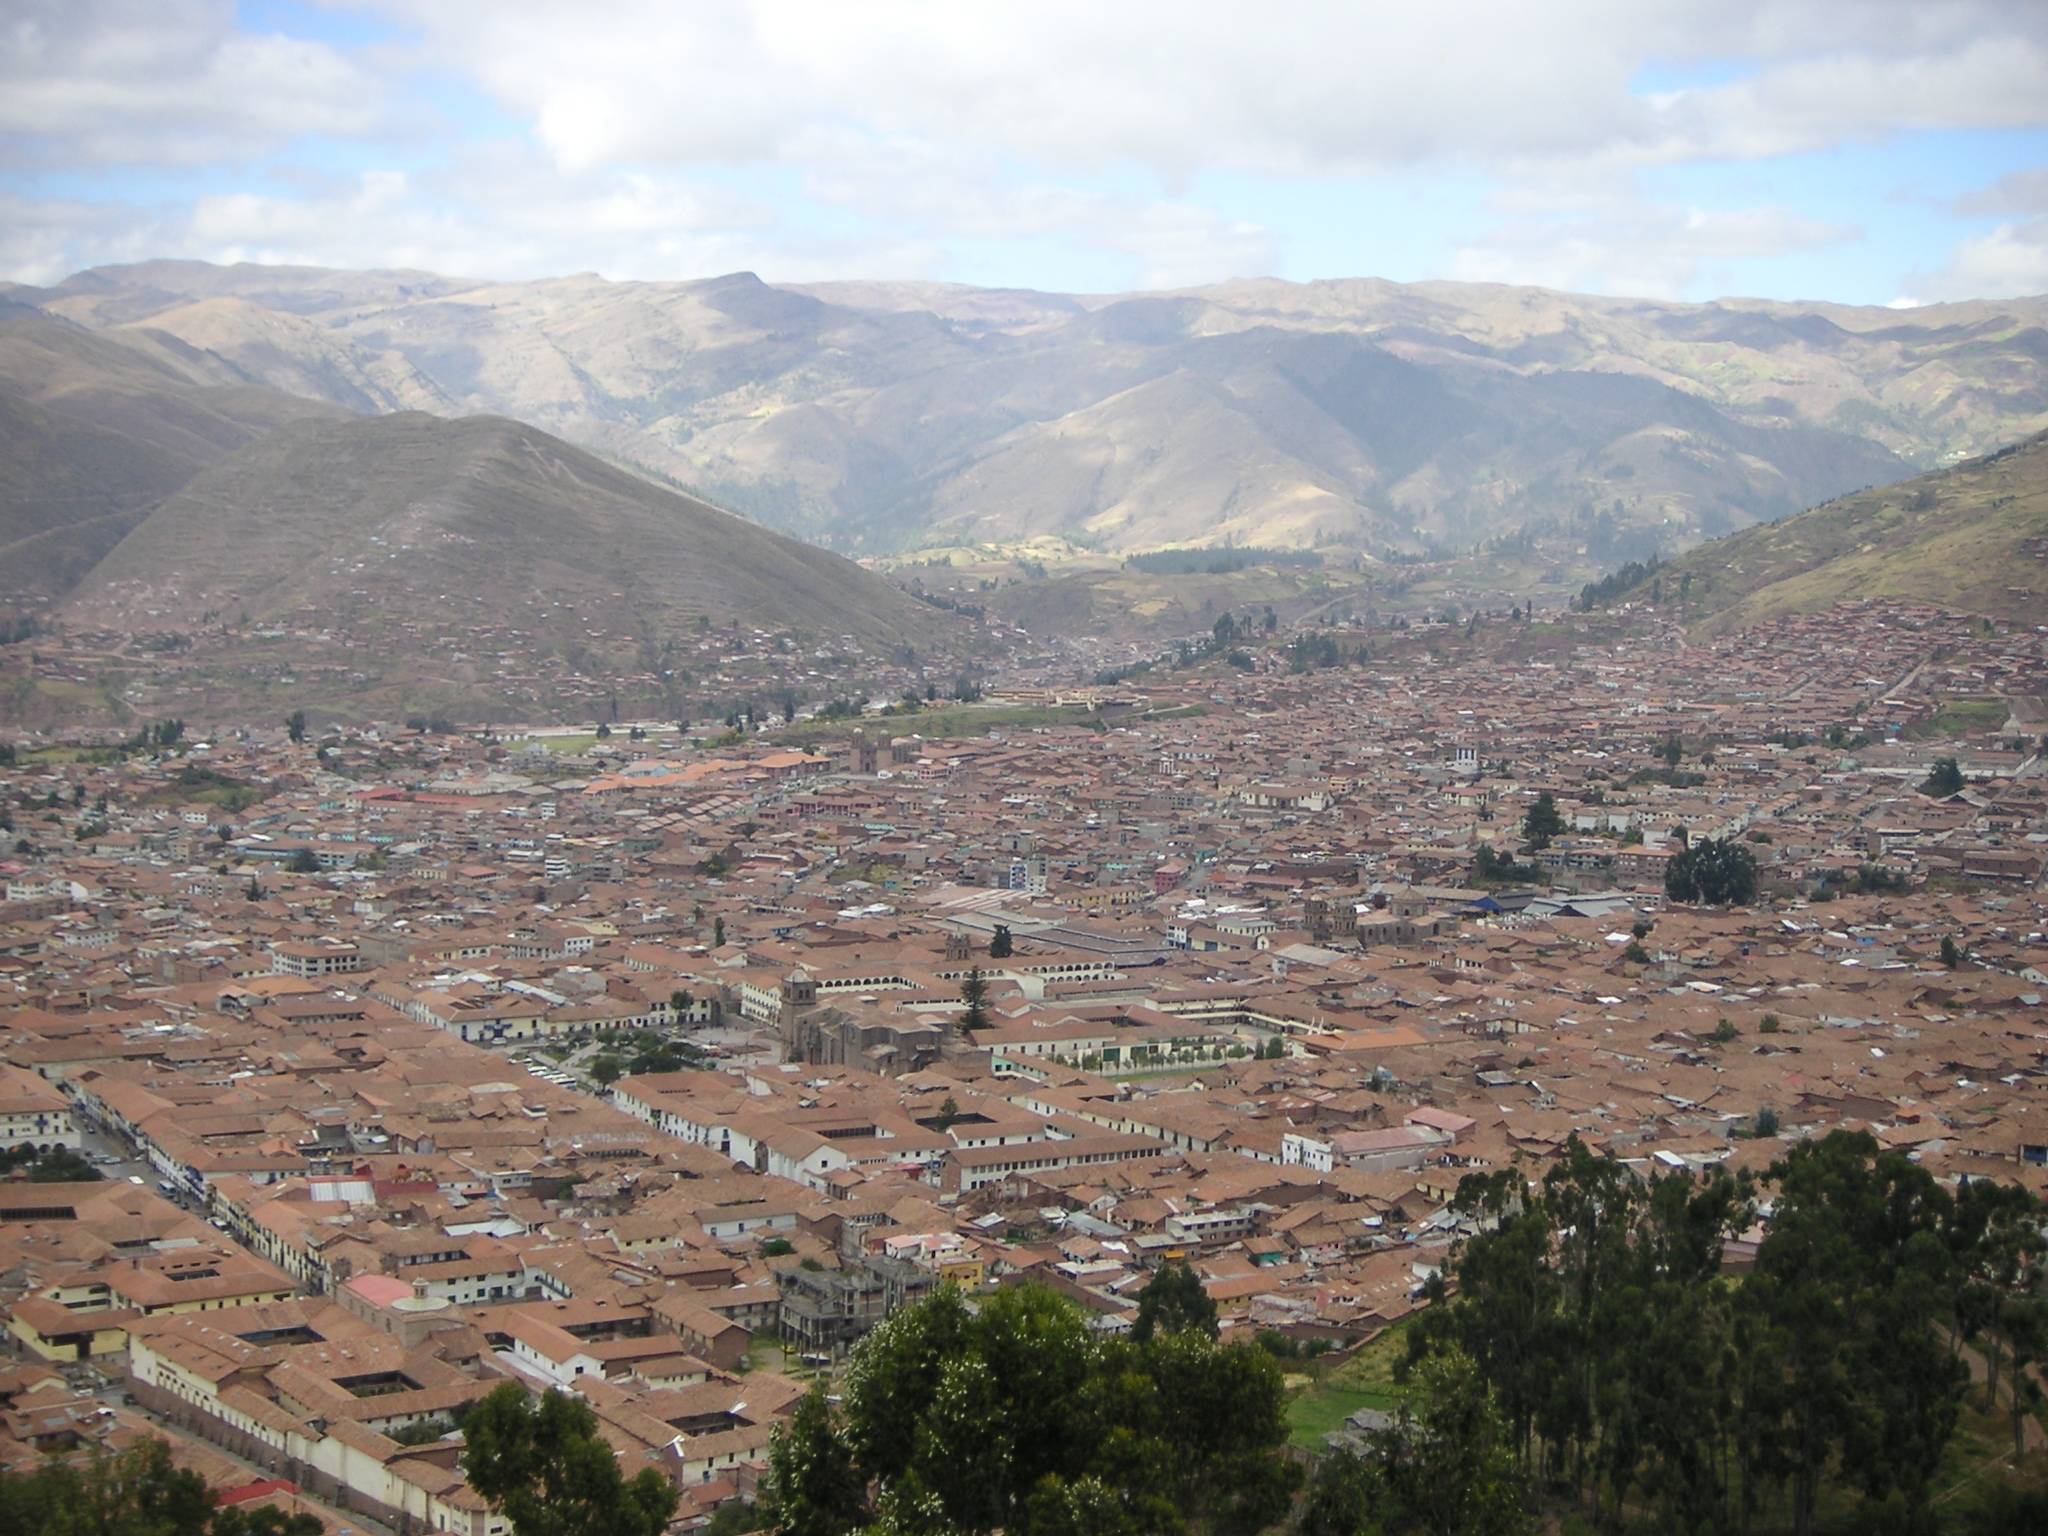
[0,1436,221,1536]
[959,967,990,1032]
[766,1386,866,1536]
[836,1282,1294,1536]
[1942,935,1962,969]
[714,916,726,947]
[1967,1482,2048,1536]
[1473,845,1536,885]
[1921,756,1964,797]
[284,849,320,874]
[935,1096,961,1131]
[670,988,694,1019]
[461,1382,678,1536]
[1664,836,1758,905]
[1376,1350,1530,1536]
[989,923,1013,958]
[589,1055,623,1086]
[1662,734,1683,768]
[285,710,306,744]
[1297,1448,1380,1536]
[1743,1132,1966,1533]
[211,1507,323,1536]
[1520,792,1566,850]
[0,1144,101,1182]
[1130,1261,1219,1343]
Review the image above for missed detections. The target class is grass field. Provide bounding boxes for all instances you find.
[1905,697,2012,740]
[1283,1323,1415,1450]
[1286,1386,1389,1449]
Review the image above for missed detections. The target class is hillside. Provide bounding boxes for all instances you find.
[65,411,948,653]
[1585,428,2048,635]
[0,307,341,599]
[25,262,2048,567]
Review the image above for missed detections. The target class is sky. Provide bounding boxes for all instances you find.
[4,0,2048,305]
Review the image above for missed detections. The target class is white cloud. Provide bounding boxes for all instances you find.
[1902,220,2048,303]
[0,0,385,166]
[1443,193,1852,299]
[3,0,2046,296]
[380,0,2048,177]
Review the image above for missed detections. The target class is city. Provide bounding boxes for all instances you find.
[5,593,2047,1528]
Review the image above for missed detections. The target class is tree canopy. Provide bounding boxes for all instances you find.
[767,1281,1299,1536]
[1921,755,1965,797]
[1130,1260,1219,1344]
[462,1382,678,1536]
[958,968,990,1032]
[1385,1130,2040,1536]
[0,1438,321,1536]
[1519,792,1566,850]
[1663,835,1758,905]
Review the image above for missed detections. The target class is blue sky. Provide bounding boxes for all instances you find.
[4,0,2047,305]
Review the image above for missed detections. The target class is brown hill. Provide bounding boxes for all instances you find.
[63,410,948,652]
[1584,428,2048,635]
[0,306,340,598]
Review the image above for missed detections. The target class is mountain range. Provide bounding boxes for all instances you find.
[12,261,2048,564]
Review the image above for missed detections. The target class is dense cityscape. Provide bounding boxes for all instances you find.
[4,592,2047,1530]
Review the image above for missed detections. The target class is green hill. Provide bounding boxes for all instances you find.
[1582,428,2048,635]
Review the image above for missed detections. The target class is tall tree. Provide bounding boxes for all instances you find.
[461,1382,678,1536]
[765,1386,866,1536]
[1921,756,1964,797]
[1664,836,1758,905]
[1743,1132,1964,1535]
[1297,1448,1379,1536]
[1130,1261,1219,1343]
[1520,792,1566,850]
[959,967,991,1032]
[1377,1350,1530,1536]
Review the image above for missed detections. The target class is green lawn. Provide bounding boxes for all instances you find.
[1283,1324,1416,1450]
[1286,1385,1389,1449]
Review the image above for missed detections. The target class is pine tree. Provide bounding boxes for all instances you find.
[959,967,990,1032]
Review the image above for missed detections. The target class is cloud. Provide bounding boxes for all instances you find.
[1902,220,2048,303]
[2,0,2046,297]
[1898,163,2048,302]
[381,0,2048,177]
[1443,190,1853,298]
[0,0,386,166]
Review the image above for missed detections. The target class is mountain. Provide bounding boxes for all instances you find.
[1583,428,2048,635]
[0,307,341,599]
[64,410,947,652]
[17,261,2048,565]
